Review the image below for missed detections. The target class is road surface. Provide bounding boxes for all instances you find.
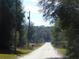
[18,42,63,59]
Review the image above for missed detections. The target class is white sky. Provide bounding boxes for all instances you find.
[22,0,54,26]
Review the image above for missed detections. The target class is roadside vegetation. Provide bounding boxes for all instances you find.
[0,54,16,59]
[16,43,43,56]
[16,48,32,56]
[1,0,79,59]
[57,48,67,56]
[39,0,79,59]
[0,0,51,54]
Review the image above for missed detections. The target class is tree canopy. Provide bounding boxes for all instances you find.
[0,0,25,53]
[39,0,79,58]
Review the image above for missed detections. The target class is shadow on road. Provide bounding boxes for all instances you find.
[46,57,67,59]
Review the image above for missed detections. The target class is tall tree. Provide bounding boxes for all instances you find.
[16,0,25,48]
[39,0,79,58]
[0,0,25,53]
[0,0,16,53]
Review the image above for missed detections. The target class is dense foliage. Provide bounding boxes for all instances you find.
[39,0,79,58]
[0,0,25,53]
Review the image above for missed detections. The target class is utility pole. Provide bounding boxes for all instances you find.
[28,11,31,29]
[27,11,31,48]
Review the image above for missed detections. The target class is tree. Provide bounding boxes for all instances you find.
[52,19,67,48]
[16,0,25,48]
[0,0,17,53]
[0,0,25,53]
[39,0,79,58]
[32,26,52,43]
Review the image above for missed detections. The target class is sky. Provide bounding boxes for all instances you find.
[22,0,54,26]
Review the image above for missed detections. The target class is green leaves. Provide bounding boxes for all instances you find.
[39,0,79,58]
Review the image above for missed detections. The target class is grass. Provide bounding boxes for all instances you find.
[0,48,32,59]
[16,48,32,56]
[57,48,67,56]
[0,43,43,59]
[16,44,43,56]
[0,54,16,59]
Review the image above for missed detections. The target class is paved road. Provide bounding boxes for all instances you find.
[18,42,63,59]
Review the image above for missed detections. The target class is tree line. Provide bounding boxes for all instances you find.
[0,0,52,54]
[17,25,53,48]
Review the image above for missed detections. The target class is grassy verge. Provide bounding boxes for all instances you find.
[16,48,32,56]
[0,54,16,59]
[16,44,43,56]
[57,48,67,56]
[0,44,43,59]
